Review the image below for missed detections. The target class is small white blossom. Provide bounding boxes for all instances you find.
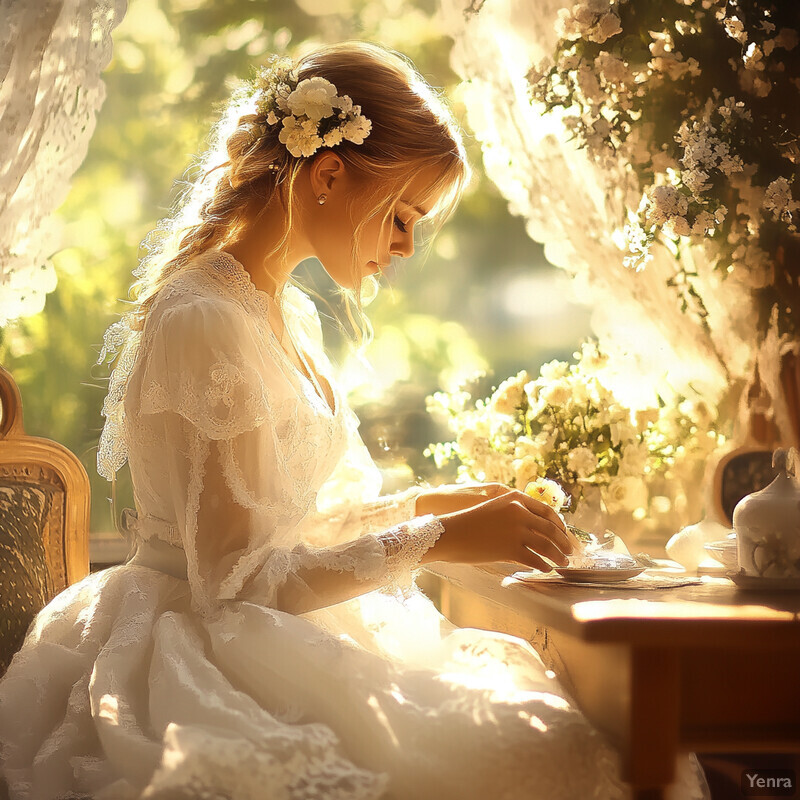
[342,115,372,145]
[723,16,747,45]
[682,169,710,196]
[594,52,632,85]
[556,0,622,44]
[743,42,766,72]
[645,185,689,226]
[763,177,800,224]
[279,116,323,158]
[322,128,344,147]
[567,446,598,478]
[541,380,572,407]
[334,94,354,115]
[489,372,530,416]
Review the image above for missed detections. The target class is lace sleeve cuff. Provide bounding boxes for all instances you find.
[375,513,445,601]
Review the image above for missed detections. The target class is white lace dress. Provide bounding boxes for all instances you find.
[0,250,710,800]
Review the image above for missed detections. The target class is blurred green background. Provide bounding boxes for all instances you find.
[0,0,591,541]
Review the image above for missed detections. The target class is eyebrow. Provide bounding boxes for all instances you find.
[400,199,431,218]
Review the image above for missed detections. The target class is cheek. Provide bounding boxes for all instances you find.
[359,215,390,258]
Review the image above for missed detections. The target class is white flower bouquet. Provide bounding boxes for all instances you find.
[527,0,800,337]
[426,340,724,524]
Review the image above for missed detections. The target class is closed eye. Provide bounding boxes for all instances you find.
[394,216,408,233]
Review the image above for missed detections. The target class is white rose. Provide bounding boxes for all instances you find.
[514,455,540,488]
[287,77,337,122]
[490,372,529,416]
[618,441,649,474]
[541,380,571,407]
[603,476,649,513]
[539,359,569,382]
[456,428,478,455]
[567,446,598,478]
[525,477,568,511]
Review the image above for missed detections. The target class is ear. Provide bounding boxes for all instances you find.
[309,151,346,196]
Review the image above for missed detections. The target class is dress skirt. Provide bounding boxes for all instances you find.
[0,562,710,800]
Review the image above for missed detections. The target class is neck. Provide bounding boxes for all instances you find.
[225,195,313,297]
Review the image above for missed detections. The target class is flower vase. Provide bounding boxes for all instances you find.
[567,484,605,534]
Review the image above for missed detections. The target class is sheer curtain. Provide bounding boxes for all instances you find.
[439,0,760,415]
[0,0,126,325]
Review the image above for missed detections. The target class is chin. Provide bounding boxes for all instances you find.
[322,262,362,292]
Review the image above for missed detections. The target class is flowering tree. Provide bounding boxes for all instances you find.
[442,0,800,457]
[528,0,800,337]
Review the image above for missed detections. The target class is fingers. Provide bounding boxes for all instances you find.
[472,482,511,499]
[506,501,573,555]
[511,489,566,531]
[515,545,555,573]
[480,489,574,554]
[522,531,570,567]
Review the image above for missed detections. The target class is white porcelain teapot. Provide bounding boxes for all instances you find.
[733,447,800,580]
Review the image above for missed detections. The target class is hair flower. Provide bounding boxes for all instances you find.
[251,60,372,159]
[287,77,338,121]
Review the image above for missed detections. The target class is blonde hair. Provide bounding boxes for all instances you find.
[122,41,469,345]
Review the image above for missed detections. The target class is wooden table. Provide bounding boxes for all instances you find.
[416,563,800,800]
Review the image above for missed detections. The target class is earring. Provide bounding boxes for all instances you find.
[318,193,328,206]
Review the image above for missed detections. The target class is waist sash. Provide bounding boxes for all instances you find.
[121,507,189,581]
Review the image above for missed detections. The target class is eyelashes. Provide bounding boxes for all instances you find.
[393,215,408,233]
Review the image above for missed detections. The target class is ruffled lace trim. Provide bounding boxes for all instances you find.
[377,514,445,601]
[140,722,390,800]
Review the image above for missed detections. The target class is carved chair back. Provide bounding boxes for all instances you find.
[0,364,90,676]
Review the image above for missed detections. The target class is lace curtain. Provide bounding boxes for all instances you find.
[439,0,762,415]
[0,0,127,325]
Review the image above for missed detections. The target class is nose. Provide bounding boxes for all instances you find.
[390,231,414,260]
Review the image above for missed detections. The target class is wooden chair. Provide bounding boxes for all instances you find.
[0,364,90,677]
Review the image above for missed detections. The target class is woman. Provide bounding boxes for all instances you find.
[0,42,709,799]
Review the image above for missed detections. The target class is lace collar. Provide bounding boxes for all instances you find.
[199,248,275,318]
[201,248,339,418]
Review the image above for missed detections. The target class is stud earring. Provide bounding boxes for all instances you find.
[318,193,328,206]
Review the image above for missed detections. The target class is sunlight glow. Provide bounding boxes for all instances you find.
[367,693,400,748]
[98,693,120,726]
[517,710,548,732]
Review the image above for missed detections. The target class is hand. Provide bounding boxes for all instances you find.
[422,489,581,573]
[415,482,512,516]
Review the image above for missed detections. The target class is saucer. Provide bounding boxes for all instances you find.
[727,570,800,591]
[553,567,646,583]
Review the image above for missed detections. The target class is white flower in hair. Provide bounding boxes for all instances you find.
[279,115,323,158]
[334,94,354,115]
[342,114,372,145]
[287,77,338,121]
[253,63,372,158]
[275,83,293,113]
[323,128,344,147]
